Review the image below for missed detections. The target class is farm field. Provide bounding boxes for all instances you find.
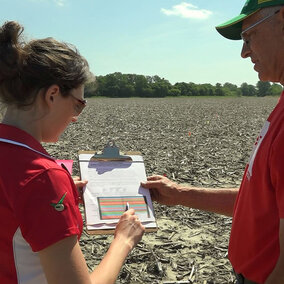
[3,96,279,283]
[48,96,278,284]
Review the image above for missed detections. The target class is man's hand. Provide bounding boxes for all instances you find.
[141,175,182,206]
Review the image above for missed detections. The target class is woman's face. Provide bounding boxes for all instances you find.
[42,84,86,143]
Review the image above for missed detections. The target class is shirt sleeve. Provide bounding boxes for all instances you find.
[14,168,82,252]
[270,128,284,218]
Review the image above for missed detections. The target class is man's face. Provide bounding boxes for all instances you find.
[241,8,284,83]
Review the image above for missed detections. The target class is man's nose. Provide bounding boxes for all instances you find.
[241,42,251,58]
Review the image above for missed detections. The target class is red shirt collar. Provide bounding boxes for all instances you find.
[0,123,51,158]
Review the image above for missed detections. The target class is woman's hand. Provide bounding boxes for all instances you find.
[114,209,145,251]
[72,176,88,204]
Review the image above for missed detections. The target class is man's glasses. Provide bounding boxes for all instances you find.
[70,94,87,115]
[241,9,280,45]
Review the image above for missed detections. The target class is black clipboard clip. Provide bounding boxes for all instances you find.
[91,141,132,162]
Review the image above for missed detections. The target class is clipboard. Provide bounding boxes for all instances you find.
[78,141,158,235]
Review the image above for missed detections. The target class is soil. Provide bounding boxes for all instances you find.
[4,96,278,284]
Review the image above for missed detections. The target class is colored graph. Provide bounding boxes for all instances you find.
[98,196,149,220]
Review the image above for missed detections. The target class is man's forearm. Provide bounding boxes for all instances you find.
[142,176,239,216]
[177,186,239,217]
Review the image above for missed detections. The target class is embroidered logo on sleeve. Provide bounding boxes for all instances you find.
[50,192,67,212]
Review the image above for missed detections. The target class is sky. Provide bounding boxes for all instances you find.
[1,0,260,86]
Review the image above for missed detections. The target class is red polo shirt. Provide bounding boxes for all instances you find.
[0,124,83,284]
[229,91,284,283]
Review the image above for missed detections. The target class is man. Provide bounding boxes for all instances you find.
[142,1,284,283]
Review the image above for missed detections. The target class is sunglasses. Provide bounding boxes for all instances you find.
[70,94,87,115]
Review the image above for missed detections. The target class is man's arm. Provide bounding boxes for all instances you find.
[142,175,239,217]
[265,219,284,284]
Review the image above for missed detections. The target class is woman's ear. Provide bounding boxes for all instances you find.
[45,85,60,107]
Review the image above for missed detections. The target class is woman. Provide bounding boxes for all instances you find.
[0,21,145,284]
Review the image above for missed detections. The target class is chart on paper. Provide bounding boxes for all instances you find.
[98,196,150,220]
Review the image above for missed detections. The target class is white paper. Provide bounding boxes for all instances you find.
[79,154,156,230]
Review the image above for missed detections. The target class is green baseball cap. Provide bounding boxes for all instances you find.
[216,0,284,40]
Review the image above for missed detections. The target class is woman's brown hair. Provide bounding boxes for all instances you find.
[0,21,91,107]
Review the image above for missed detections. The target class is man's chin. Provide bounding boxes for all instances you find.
[257,71,268,82]
[256,68,274,82]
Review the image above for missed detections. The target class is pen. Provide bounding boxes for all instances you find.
[125,202,130,211]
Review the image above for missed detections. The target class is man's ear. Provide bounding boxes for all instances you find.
[44,85,60,107]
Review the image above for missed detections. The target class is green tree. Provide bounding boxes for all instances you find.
[85,72,278,99]
[152,81,168,97]
[174,82,196,96]
[134,75,148,97]
[270,83,283,96]
[168,88,181,97]
[256,81,271,97]
[215,83,225,96]
[240,82,257,96]
[223,82,241,96]
[197,84,214,96]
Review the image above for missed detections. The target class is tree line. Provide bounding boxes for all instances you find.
[84,72,283,98]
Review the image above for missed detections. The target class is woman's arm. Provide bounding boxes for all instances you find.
[39,209,145,284]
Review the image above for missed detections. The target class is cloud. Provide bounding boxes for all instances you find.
[27,0,66,6]
[53,0,66,6]
[161,2,212,20]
